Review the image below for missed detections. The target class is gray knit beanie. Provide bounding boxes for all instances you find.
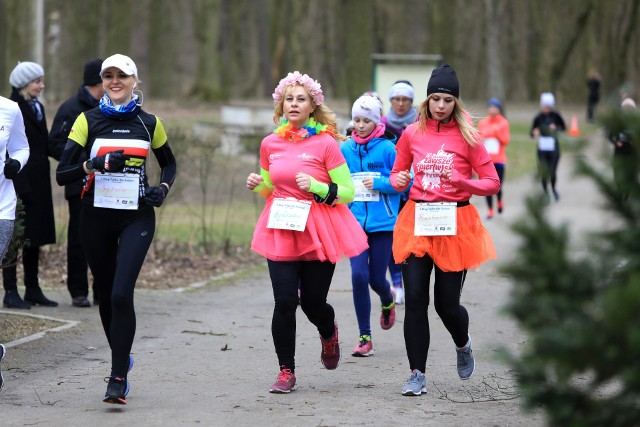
[9,61,44,89]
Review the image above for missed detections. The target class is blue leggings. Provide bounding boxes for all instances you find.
[350,231,394,337]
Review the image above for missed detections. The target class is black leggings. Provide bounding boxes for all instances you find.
[402,254,468,373]
[537,149,560,193]
[80,204,155,378]
[267,259,336,372]
[486,163,505,209]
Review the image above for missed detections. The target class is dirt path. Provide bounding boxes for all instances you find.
[0,127,608,426]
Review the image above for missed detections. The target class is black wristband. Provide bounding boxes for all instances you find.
[313,182,338,206]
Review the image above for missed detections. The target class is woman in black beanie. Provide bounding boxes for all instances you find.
[390,64,500,395]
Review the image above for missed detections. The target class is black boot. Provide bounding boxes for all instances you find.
[24,287,58,307]
[3,289,31,309]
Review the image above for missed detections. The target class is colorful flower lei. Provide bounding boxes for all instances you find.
[274,117,329,142]
[272,71,324,106]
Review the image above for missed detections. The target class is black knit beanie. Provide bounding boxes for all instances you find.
[427,64,459,98]
[83,58,103,86]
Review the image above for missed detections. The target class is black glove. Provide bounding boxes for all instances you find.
[144,186,168,207]
[91,150,127,173]
[3,158,21,179]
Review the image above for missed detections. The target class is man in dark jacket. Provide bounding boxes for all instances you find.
[49,58,103,307]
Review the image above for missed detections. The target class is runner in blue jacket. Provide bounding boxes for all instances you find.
[341,95,406,357]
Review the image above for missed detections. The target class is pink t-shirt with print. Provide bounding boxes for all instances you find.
[260,132,346,200]
[390,118,499,201]
[252,132,368,263]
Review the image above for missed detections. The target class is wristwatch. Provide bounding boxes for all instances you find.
[86,159,96,173]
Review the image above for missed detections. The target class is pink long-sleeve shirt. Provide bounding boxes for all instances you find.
[390,118,500,201]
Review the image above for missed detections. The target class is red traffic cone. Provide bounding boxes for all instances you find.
[568,115,581,136]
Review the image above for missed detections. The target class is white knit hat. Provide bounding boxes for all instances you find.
[9,61,44,89]
[352,95,382,124]
[100,54,138,79]
[388,81,414,100]
[540,92,555,108]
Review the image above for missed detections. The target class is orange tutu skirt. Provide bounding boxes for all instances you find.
[392,200,496,272]
[251,199,368,264]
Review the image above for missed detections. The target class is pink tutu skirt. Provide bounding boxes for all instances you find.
[251,198,368,263]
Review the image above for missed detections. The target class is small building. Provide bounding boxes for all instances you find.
[372,53,443,114]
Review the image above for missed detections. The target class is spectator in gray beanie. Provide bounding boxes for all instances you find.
[3,61,58,309]
[9,62,44,90]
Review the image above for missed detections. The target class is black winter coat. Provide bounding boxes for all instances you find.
[9,87,56,247]
[49,86,99,199]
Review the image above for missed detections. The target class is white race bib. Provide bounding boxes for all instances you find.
[352,171,380,202]
[267,198,312,232]
[538,136,556,151]
[483,137,500,155]
[414,202,457,236]
[94,173,139,210]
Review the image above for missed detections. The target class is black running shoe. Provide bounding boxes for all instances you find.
[103,376,128,404]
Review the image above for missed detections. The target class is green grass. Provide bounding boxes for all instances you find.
[154,200,261,248]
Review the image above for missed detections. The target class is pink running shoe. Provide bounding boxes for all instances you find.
[269,367,296,393]
[320,323,340,370]
[380,288,396,330]
[351,335,375,357]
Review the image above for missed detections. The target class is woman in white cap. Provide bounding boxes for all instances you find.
[530,92,566,201]
[340,95,402,357]
[3,61,58,309]
[56,54,177,405]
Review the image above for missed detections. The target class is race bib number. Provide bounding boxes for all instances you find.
[352,171,380,202]
[94,173,139,210]
[414,202,457,236]
[267,198,312,232]
[483,137,500,155]
[538,136,556,151]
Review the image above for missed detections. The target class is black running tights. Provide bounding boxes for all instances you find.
[537,149,560,193]
[402,254,469,373]
[267,259,336,372]
[80,205,155,378]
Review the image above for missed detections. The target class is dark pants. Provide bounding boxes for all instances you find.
[486,163,505,209]
[2,245,40,292]
[267,259,336,372]
[587,99,598,122]
[402,254,469,373]
[537,149,560,194]
[66,196,94,299]
[81,204,155,378]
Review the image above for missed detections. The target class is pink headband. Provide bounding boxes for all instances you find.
[272,71,324,106]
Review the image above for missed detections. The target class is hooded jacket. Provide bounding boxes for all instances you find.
[340,129,402,232]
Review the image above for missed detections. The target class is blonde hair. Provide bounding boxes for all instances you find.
[272,84,346,141]
[417,95,479,147]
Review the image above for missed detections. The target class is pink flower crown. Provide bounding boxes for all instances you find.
[272,71,324,106]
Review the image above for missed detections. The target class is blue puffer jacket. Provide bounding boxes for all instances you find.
[340,130,403,232]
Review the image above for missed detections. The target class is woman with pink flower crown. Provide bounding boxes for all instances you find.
[246,71,368,394]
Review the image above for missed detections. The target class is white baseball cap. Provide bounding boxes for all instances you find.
[100,54,138,78]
